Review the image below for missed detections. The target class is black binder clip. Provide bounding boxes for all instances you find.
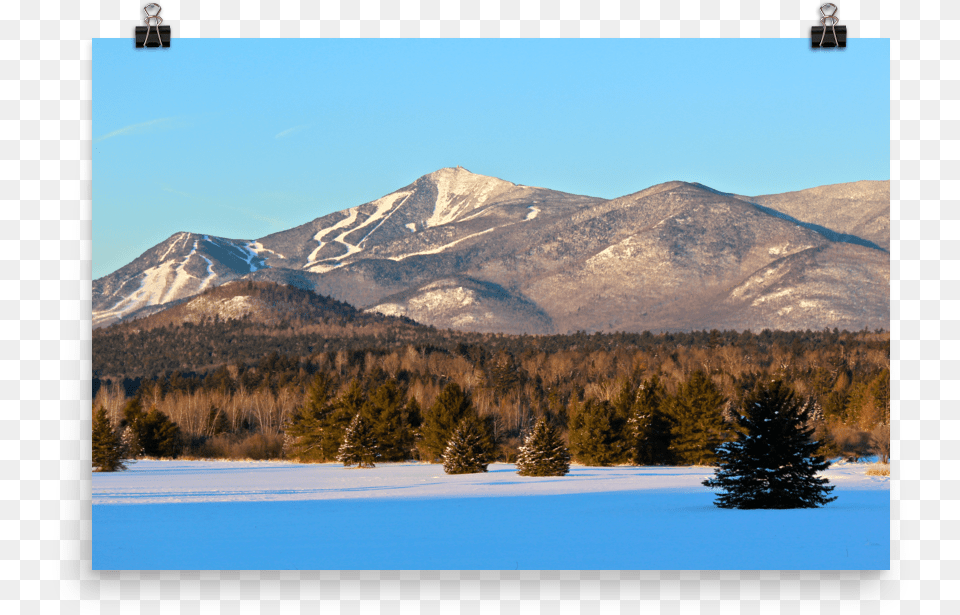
[135,4,170,48]
[812,3,846,48]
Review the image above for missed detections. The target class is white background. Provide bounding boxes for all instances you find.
[2,0,949,612]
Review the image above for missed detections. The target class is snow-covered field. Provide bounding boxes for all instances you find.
[92,460,889,570]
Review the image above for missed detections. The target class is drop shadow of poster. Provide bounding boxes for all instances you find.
[92,38,891,570]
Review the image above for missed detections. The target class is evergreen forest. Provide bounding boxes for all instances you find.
[93,303,890,466]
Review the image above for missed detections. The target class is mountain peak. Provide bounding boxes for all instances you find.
[422,166,516,188]
[419,167,521,228]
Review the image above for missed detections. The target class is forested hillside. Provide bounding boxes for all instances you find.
[93,294,890,466]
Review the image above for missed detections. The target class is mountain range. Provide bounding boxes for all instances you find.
[93,167,889,334]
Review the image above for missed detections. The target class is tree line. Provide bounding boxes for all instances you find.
[93,326,890,464]
[96,373,840,509]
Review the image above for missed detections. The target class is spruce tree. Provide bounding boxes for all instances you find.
[120,424,142,459]
[420,383,474,462]
[667,371,728,465]
[516,416,571,476]
[626,375,675,465]
[119,397,145,459]
[92,406,127,472]
[568,399,624,466]
[702,379,837,509]
[442,415,495,475]
[366,380,416,461]
[321,379,365,461]
[337,412,379,468]
[284,374,334,461]
[139,407,182,458]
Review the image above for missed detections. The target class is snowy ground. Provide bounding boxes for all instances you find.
[92,460,889,570]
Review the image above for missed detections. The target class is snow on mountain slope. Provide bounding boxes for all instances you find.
[388,227,498,261]
[424,166,526,227]
[367,277,553,334]
[304,190,412,272]
[94,169,890,333]
[93,233,270,328]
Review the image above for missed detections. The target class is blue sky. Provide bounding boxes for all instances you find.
[93,38,889,279]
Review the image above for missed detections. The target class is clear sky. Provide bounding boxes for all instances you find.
[93,38,889,279]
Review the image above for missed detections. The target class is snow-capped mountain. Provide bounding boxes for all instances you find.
[92,233,271,327]
[93,167,890,333]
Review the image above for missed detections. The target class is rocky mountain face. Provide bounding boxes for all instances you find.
[94,167,889,333]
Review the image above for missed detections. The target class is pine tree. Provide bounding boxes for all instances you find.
[92,406,127,472]
[667,371,729,465]
[420,383,474,462]
[626,375,675,465]
[702,379,837,509]
[442,415,495,475]
[516,416,571,476]
[568,399,624,466]
[337,412,379,468]
[284,374,334,461]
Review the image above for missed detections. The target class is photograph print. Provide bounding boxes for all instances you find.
[91,38,891,570]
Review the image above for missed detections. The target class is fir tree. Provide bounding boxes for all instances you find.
[337,412,379,468]
[516,416,571,476]
[568,399,624,466]
[119,398,180,458]
[442,415,495,475]
[366,380,419,462]
[626,375,675,465]
[120,424,142,459]
[139,407,181,458]
[667,371,729,465]
[92,406,127,472]
[284,374,334,461]
[324,379,365,456]
[420,383,474,462]
[702,379,837,509]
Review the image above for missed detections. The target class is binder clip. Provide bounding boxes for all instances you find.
[135,4,170,48]
[811,3,846,48]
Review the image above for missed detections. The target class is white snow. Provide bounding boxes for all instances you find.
[369,286,485,323]
[306,208,360,264]
[159,239,200,303]
[94,237,227,326]
[405,223,417,232]
[92,460,889,570]
[425,167,515,228]
[243,249,263,272]
[357,192,412,247]
[305,191,410,270]
[370,302,406,317]
[247,241,284,260]
[389,227,496,261]
[525,206,540,221]
[197,254,217,292]
[157,232,189,262]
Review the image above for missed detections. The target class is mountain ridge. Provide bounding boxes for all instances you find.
[94,168,889,333]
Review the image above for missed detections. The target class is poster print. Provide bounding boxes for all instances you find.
[92,39,890,570]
